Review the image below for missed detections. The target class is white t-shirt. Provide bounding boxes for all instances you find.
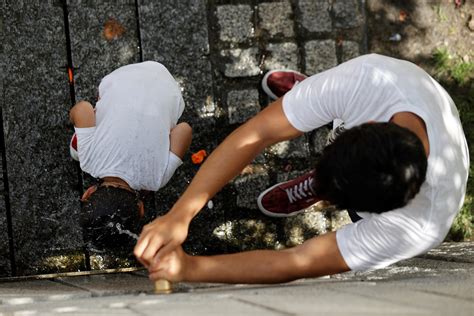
[75,61,185,191]
[283,54,470,271]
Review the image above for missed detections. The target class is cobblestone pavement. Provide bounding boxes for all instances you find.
[0,242,473,315]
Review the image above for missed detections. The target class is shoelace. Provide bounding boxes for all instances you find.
[285,176,315,203]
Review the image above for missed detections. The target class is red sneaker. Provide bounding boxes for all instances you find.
[261,69,308,99]
[257,171,323,217]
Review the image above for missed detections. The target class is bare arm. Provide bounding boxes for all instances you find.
[149,232,350,284]
[135,98,303,266]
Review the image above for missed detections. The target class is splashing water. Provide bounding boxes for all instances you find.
[107,222,139,240]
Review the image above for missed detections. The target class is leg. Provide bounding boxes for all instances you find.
[70,100,95,128]
[170,122,192,159]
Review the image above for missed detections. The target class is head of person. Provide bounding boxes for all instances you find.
[313,122,428,213]
[82,187,144,253]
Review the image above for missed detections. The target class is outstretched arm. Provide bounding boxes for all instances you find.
[135,98,303,267]
[149,232,350,284]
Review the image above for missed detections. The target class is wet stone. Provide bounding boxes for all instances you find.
[267,136,310,159]
[297,0,332,33]
[227,89,260,124]
[341,40,361,62]
[220,48,261,78]
[233,173,270,210]
[333,0,363,29]
[264,42,299,71]
[68,1,141,102]
[216,4,254,43]
[305,40,337,74]
[2,1,83,275]
[258,1,294,38]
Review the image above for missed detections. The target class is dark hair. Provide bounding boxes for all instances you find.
[82,186,144,253]
[313,122,427,213]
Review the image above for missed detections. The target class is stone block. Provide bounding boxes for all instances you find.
[333,0,363,29]
[341,40,361,62]
[233,172,270,209]
[298,0,332,33]
[284,210,329,246]
[267,136,310,159]
[305,40,337,74]
[2,1,83,275]
[227,89,260,124]
[258,1,294,37]
[220,48,261,78]
[216,4,254,43]
[264,42,299,71]
[0,279,90,305]
[68,0,141,102]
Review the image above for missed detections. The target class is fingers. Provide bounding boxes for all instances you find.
[134,234,164,268]
[154,241,177,265]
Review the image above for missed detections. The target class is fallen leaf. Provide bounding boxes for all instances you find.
[103,18,125,41]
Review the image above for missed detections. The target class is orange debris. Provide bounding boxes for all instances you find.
[191,149,207,165]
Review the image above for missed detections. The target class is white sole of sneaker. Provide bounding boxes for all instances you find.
[261,69,307,100]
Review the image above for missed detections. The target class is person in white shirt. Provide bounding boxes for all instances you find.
[69,61,192,252]
[134,54,469,283]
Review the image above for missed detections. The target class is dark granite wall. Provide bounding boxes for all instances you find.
[2,1,83,275]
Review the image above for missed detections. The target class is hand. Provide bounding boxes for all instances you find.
[148,246,189,282]
[134,212,189,268]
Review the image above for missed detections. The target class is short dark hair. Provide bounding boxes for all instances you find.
[313,122,427,213]
[82,186,143,252]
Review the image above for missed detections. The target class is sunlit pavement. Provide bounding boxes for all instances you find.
[0,242,472,315]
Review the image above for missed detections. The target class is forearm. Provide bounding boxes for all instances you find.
[169,99,302,222]
[183,232,350,284]
[185,249,304,284]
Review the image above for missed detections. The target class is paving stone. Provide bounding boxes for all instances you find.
[57,273,152,296]
[297,0,332,33]
[227,89,260,124]
[305,40,337,74]
[284,210,329,246]
[333,0,363,29]
[233,172,270,209]
[213,218,280,251]
[258,1,294,37]
[68,0,141,102]
[267,136,310,159]
[341,40,361,62]
[2,1,83,275]
[220,48,260,78]
[0,279,90,305]
[264,42,299,71]
[216,4,254,43]
[419,242,474,263]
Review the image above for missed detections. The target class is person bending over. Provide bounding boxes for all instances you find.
[69,61,192,253]
[134,54,468,283]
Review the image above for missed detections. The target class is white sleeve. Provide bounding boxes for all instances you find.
[336,209,441,271]
[282,60,366,132]
[74,126,96,165]
[159,151,183,189]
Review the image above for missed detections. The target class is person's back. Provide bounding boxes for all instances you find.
[69,61,192,253]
